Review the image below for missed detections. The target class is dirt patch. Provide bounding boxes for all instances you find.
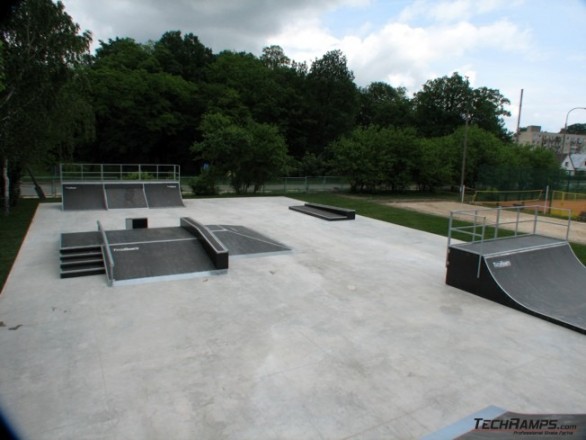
[388,200,586,245]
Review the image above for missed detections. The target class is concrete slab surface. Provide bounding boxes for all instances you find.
[1,197,586,439]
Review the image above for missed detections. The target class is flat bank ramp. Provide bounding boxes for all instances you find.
[62,184,106,210]
[446,235,586,334]
[104,183,147,209]
[144,182,184,208]
[62,182,183,210]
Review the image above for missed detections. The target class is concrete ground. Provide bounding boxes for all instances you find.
[1,197,585,440]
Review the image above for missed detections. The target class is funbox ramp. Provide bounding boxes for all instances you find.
[60,218,291,286]
[446,235,586,334]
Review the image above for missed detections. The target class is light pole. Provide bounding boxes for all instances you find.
[459,114,470,203]
[561,107,586,155]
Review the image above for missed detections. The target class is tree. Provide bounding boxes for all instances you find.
[357,82,412,128]
[82,37,202,167]
[565,123,586,135]
[153,31,214,82]
[328,126,418,192]
[306,50,359,153]
[0,0,92,211]
[413,72,510,139]
[260,45,290,69]
[191,112,288,193]
[415,136,457,191]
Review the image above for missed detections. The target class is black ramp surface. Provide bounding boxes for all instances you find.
[106,227,193,245]
[62,184,106,210]
[289,205,347,221]
[144,183,184,208]
[111,239,214,281]
[207,225,290,256]
[105,183,147,209]
[485,243,586,331]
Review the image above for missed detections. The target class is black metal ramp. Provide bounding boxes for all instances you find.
[62,184,106,210]
[144,182,184,208]
[206,225,291,256]
[446,235,586,334]
[289,203,355,221]
[104,183,148,209]
[105,226,219,285]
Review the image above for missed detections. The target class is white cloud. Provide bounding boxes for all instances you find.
[398,0,525,23]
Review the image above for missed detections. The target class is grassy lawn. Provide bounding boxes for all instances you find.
[0,192,585,292]
[0,199,39,291]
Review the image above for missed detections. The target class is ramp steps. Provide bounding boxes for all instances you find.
[60,245,105,279]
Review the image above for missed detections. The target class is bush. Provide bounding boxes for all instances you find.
[188,170,217,196]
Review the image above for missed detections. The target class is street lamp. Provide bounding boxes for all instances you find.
[459,114,471,203]
[561,107,586,155]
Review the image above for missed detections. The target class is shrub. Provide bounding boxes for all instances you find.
[188,170,217,196]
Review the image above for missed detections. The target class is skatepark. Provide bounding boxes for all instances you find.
[1,191,586,438]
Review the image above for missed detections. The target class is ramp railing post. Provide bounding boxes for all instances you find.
[97,221,115,286]
[446,213,454,267]
[477,221,487,278]
[514,208,521,236]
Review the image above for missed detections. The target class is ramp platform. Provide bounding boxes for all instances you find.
[446,206,586,334]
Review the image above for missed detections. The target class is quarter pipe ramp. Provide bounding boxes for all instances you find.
[446,235,586,334]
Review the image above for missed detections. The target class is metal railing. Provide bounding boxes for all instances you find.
[447,205,572,249]
[60,163,181,183]
[97,221,115,286]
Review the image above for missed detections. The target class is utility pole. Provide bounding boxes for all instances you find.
[515,89,523,143]
[460,115,470,203]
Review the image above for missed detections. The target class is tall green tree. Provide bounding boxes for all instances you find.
[0,0,92,211]
[82,37,202,167]
[306,50,359,153]
[413,72,510,139]
[153,31,214,81]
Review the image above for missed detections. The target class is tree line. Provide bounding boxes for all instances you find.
[1,0,561,206]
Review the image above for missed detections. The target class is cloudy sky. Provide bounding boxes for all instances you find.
[60,0,586,134]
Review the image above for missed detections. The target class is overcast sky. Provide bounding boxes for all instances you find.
[60,0,586,134]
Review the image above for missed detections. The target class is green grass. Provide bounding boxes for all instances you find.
[291,192,586,265]
[0,199,39,291]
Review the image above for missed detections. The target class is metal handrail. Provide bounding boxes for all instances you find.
[60,163,181,183]
[448,205,572,245]
[97,221,115,286]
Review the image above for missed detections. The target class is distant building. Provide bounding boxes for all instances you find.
[517,125,585,154]
[561,153,586,175]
